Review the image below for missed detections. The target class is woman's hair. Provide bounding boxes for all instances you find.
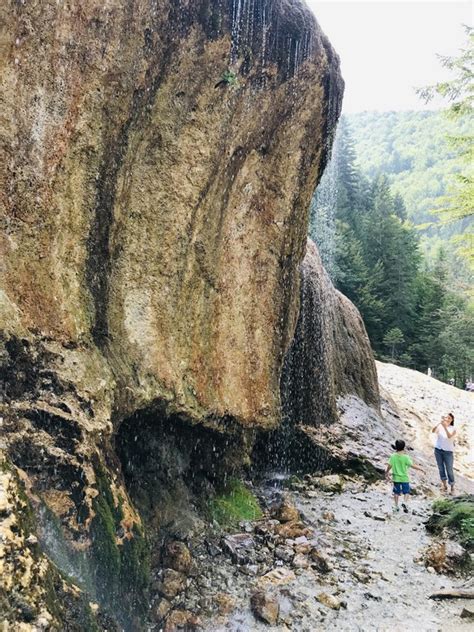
[392,439,406,451]
[447,412,455,425]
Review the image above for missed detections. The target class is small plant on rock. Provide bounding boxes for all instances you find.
[215,70,239,89]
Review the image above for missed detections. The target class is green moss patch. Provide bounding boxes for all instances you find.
[90,465,150,626]
[208,479,262,527]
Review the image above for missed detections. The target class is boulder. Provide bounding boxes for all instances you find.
[310,550,333,574]
[214,593,236,616]
[258,568,296,588]
[2,0,342,435]
[251,590,280,625]
[0,0,345,627]
[164,541,193,575]
[316,592,342,610]
[158,570,187,600]
[281,241,380,431]
[275,522,312,539]
[151,599,172,623]
[292,554,309,569]
[164,610,201,632]
[273,497,300,523]
[275,546,295,563]
[424,541,469,573]
[222,534,255,564]
[316,475,344,493]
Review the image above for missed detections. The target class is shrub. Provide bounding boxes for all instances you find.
[430,496,474,550]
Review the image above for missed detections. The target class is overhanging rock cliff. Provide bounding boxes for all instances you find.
[2,0,342,431]
[282,239,380,428]
[1,0,343,628]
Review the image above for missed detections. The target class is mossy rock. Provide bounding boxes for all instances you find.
[89,464,150,626]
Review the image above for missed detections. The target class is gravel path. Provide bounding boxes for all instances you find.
[215,481,473,632]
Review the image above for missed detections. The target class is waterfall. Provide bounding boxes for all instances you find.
[309,123,341,280]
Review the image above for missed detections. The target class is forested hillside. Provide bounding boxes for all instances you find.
[309,118,474,387]
[347,110,471,229]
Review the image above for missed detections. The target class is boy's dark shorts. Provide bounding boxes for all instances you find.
[393,482,410,495]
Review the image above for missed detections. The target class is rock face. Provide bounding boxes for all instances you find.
[1,1,343,628]
[2,0,342,431]
[281,239,379,428]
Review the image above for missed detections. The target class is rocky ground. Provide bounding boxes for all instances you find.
[147,365,473,632]
[4,363,472,632]
[192,476,473,632]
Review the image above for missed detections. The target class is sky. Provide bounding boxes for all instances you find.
[305,0,472,112]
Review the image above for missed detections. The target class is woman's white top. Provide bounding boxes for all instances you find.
[435,425,455,451]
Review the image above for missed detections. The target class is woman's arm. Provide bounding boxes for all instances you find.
[432,423,441,433]
[444,427,456,439]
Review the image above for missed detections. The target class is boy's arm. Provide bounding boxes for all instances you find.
[385,464,392,478]
[411,463,424,473]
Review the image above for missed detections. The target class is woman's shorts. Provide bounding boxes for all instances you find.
[393,482,410,495]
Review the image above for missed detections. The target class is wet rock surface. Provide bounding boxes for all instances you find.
[0,2,344,626]
[1,0,342,433]
[280,240,380,431]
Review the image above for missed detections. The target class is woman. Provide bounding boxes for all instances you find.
[432,413,456,494]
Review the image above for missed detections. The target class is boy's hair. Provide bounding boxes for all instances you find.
[447,412,454,425]
[392,439,406,451]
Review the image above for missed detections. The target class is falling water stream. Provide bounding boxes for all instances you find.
[309,122,342,281]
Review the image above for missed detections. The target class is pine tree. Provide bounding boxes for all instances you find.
[383,327,405,360]
[417,26,473,268]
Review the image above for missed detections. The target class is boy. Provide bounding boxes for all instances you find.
[386,440,423,513]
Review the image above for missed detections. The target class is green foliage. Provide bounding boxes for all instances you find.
[348,110,467,223]
[417,26,473,121]
[347,28,474,272]
[431,496,474,550]
[310,117,474,385]
[417,26,473,268]
[209,478,262,527]
[347,110,473,274]
[383,327,405,360]
[90,472,122,600]
[120,524,150,600]
[221,70,239,86]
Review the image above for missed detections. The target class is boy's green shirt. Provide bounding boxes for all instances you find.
[389,452,413,482]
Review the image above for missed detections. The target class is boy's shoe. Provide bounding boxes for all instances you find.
[392,506,400,513]
[401,503,408,513]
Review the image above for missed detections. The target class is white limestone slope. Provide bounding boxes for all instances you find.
[377,361,473,481]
